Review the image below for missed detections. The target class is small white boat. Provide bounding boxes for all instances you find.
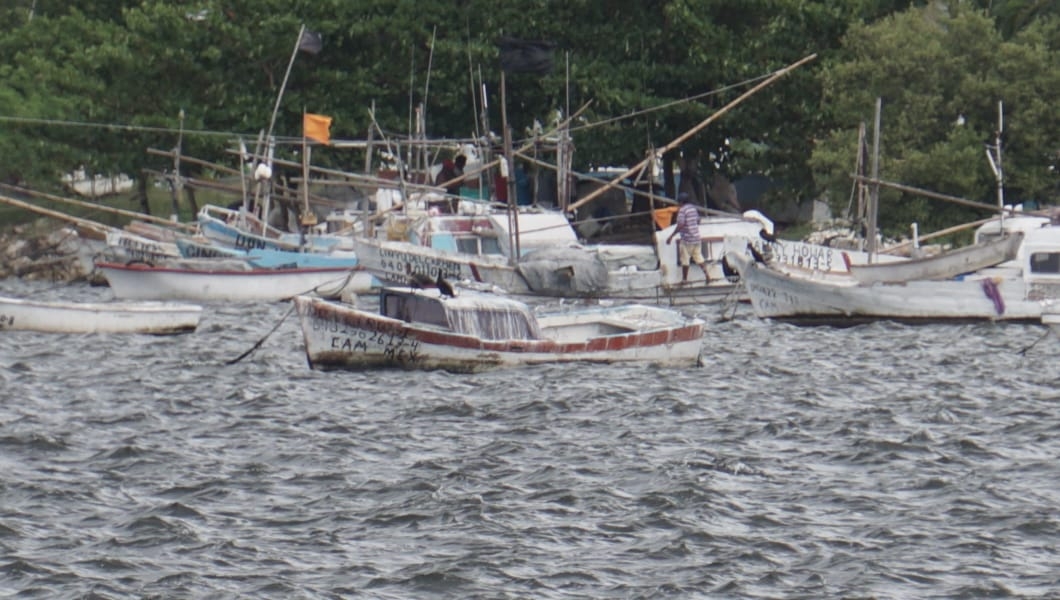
[61,168,134,198]
[848,233,1024,284]
[294,286,705,372]
[0,294,201,334]
[95,259,376,302]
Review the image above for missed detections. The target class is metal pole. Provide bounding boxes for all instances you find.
[500,70,520,263]
[868,97,882,262]
[265,25,306,148]
[170,108,185,222]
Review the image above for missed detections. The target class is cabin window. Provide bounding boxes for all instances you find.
[382,293,449,327]
[480,237,502,255]
[1029,252,1060,275]
[456,237,481,255]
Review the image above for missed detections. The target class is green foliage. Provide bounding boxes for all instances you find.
[811,5,1060,236]
[0,0,1055,238]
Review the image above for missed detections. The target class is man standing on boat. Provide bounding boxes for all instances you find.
[666,192,711,284]
[435,154,467,214]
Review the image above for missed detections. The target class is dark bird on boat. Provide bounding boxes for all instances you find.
[721,255,740,281]
[759,228,777,243]
[747,242,768,264]
[436,273,456,297]
[407,269,435,289]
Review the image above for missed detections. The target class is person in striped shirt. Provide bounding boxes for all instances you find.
[665,192,711,284]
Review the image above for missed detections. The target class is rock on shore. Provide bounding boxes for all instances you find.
[0,220,97,282]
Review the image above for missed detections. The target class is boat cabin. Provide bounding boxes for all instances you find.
[1024,227,1060,278]
[396,212,579,259]
[380,288,542,340]
[974,213,1052,244]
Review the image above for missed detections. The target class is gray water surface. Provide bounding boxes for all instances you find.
[2,279,1058,599]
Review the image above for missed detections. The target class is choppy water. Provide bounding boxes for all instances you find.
[2,278,1058,599]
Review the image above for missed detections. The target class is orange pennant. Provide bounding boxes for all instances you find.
[303,113,332,145]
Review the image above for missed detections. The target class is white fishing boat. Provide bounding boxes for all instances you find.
[0,294,201,334]
[294,285,705,372]
[726,224,1060,324]
[847,233,1024,284]
[103,229,182,263]
[352,207,774,304]
[95,259,376,302]
[175,237,362,269]
[197,204,349,252]
[60,168,134,198]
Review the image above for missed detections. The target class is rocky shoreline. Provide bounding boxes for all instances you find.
[0,220,97,282]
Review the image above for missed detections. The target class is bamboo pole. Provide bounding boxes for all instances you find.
[567,53,817,213]
[0,192,115,234]
[881,217,997,254]
[0,183,198,231]
[851,175,1052,217]
[433,100,594,197]
[146,147,242,176]
[513,149,737,217]
[867,97,882,261]
[500,69,519,263]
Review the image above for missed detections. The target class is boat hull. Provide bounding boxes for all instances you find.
[96,261,376,302]
[295,295,704,372]
[848,233,1023,284]
[1044,310,1060,335]
[349,236,532,292]
[728,251,1057,324]
[0,295,201,334]
[176,237,363,269]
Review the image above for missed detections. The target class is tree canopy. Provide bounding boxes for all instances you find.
[810,4,1060,235]
[1,1,1056,235]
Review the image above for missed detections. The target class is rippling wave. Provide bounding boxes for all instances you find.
[2,279,1058,598]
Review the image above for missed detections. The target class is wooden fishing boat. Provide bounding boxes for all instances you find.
[95,259,377,302]
[197,204,348,253]
[294,285,705,372]
[0,294,201,334]
[848,233,1024,284]
[175,237,363,269]
[103,229,181,263]
[351,207,775,304]
[726,225,1060,324]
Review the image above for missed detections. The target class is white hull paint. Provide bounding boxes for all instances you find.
[0,295,201,334]
[103,230,182,263]
[848,234,1023,284]
[351,211,785,304]
[349,235,529,290]
[96,261,376,302]
[728,250,1059,324]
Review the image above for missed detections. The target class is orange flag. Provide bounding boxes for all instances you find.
[652,206,679,230]
[303,113,332,145]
